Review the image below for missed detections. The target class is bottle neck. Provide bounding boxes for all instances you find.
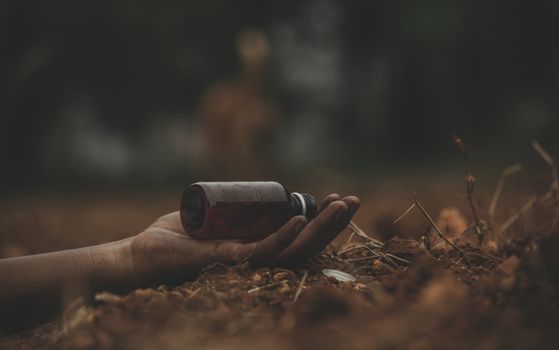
[290,192,317,219]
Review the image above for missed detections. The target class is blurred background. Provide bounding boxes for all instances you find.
[1,0,559,256]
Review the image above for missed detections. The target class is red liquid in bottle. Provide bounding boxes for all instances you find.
[180,182,316,240]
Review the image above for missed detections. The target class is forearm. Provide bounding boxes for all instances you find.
[0,238,138,333]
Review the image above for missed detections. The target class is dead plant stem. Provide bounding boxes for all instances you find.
[293,271,308,302]
[489,164,522,221]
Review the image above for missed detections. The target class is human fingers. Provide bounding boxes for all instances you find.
[341,196,360,217]
[247,215,308,267]
[274,198,357,267]
[318,193,341,214]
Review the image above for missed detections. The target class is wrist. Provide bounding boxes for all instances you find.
[85,237,140,293]
[128,232,169,288]
[129,231,201,287]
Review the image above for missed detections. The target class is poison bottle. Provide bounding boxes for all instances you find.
[180,182,316,240]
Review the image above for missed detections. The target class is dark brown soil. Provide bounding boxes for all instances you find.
[1,182,559,349]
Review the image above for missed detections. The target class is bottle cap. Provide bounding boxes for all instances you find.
[290,192,317,219]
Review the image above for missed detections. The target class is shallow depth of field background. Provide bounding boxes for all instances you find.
[1,0,559,256]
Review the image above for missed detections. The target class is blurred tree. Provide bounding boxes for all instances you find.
[194,29,279,180]
[1,0,558,191]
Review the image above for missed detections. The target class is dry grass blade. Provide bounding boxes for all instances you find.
[421,225,433,253]
[532,140,559,200]
[344,226,410,268]
[421,234,432,253]
[489,164,522,221]
[337,244,366,256]
[414,200,467,259]
[293,271,308,302]
[532,141,558,182]
[381,255,400,269]
[348,221,384,247]
[452,134,481,227]
[339,242,407,269]
[393,202,416,224]
[346,230,356,244]
[346,256,378,263]
[498,142,557,235]
[452,134,472,175]
[500,196,537,234]
[385,253,411,264]
[363,245,401,269]
[248,280,288,294]
[363,245,381,257]
[394,198,466,258]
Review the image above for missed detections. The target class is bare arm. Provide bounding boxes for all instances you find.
[0,195,359,334]
[0,238,137,333]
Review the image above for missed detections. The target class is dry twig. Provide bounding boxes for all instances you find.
[414,200,467,257]
[499,142,558,235]
[346,230,356,244]
[339,242,406,269]
[363,245,401,269]
[421,226,432,253]
[338,234,409,269]
[532,141,559,201]
[248,280,288,294]
[489,164,522,221]
[395,197,467,262]
[499,196,537,234]
[337,244,366,256]
[346,256,379,263]
[348,221,384,247]
[393,202,416,224]
[452,134,482,228]
[293,271,308,302]
[385,253,411,264]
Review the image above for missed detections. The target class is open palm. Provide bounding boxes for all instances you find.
[130,194,359,285]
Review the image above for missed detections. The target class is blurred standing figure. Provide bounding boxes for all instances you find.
[195,29,278,179]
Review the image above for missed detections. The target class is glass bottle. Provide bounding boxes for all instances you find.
[180,182,316,240]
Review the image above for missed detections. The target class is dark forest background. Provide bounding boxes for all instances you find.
[1,0,558,193]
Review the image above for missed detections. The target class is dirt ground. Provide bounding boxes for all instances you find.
[1,172,559,349]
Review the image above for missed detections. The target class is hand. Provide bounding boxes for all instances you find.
[130,194,360,286]
[0,194,359,333]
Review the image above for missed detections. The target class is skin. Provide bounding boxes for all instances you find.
[0,194,359,334]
